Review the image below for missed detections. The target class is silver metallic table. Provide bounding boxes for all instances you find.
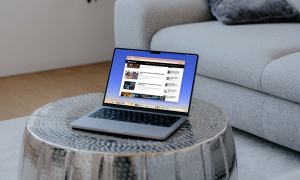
[18,93,237,180]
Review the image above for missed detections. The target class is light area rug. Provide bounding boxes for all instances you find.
[0,117,300,180]
[234,129,300,180]
[0,117,28,180]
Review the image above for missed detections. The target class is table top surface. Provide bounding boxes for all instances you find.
[27,93,228,154]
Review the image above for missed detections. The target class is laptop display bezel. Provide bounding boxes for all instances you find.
[102,48,199,116]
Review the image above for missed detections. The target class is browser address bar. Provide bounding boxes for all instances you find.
[126,56,185,65]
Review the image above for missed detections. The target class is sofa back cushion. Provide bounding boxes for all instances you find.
[208,0,299,24]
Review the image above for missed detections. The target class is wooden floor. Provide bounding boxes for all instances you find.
[0,61,111,121]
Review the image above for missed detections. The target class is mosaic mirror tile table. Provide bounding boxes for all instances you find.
[18,93,237,180]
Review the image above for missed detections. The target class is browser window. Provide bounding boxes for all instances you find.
[119,56,185,103]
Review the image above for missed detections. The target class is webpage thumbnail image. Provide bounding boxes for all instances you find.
[119,56,185,103]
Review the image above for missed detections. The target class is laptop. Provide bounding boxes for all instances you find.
[71,48,199,140]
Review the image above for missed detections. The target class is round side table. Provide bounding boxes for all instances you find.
[18,93,237,180]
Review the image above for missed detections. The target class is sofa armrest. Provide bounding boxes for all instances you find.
[114,0,211,49]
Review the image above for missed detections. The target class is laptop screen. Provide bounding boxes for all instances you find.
[103,48,198,115]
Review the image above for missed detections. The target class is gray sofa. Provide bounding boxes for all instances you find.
[114,0,300,179]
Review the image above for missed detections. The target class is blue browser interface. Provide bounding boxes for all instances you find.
[104,48,198,113]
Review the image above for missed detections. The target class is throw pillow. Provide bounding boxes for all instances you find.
[286,0,300,20]
[208,0,299,25]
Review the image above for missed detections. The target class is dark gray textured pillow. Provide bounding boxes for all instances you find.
[208,0,299,25]
[286,0,300,20]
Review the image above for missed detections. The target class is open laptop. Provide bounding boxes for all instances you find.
[71,48,198,140]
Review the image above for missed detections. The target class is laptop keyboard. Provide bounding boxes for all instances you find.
[89,108,180,127]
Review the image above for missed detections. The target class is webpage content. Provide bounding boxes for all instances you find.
[119,56,185,105]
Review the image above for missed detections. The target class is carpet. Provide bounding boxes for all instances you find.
[0,117,300,180]
[0,117,28,180]
[233,129,300,180]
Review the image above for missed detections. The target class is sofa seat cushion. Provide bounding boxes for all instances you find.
[262,52,300,104]
[195,75,300,151]
[151,21,300,96]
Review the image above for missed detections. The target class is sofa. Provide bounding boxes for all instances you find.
[114,0,300,179]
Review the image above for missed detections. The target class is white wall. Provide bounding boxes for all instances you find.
[0,0,115,77]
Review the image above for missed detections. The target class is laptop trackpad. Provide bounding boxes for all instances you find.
[72,117,138,133]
